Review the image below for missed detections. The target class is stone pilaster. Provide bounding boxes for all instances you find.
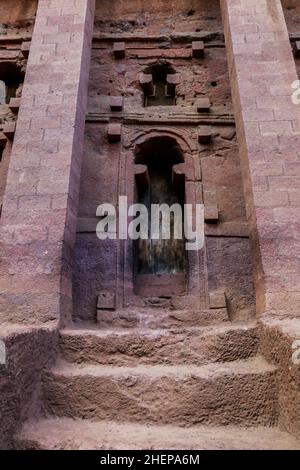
[0,0,95,325]
[221,0,300,317]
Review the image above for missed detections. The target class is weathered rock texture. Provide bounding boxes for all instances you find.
[0,0,95,449]
[42,357,278,427]
[222,0,300,318]
[0,0,299,451]
[15,320,299,449]
[74,0,255,322]
[0,0,37,26]
[17,418,300,450]
[59,323,259,366]
[259,318,300,437]
[0,324,57,448]
[0,0,95,325]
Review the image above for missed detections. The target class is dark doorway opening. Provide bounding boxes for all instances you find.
[0,62,24,105]
[134,136,187,296]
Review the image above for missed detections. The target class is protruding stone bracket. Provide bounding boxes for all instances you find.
[108,123,122,143]
[196,97,211,113]
[8,98,21,114]
[110,96,124,112]
[209,290,226,309]
[97,292,116,311]
[134,164,149,191]
[192,41,205,58]
[198,126,212,144]
[172,163,186,190]
[166,74,180,97]
[3,122,16,140]
[204,204,219,222]
[139,73,154,96]
[172,156,201,185]
[113,42,126,59]
[21,41,31,59]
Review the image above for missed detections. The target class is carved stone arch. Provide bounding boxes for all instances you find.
[140,61,178,106]
[130,129,200,183]
[131,134,187,297]
[131,127,198,155]
[119,128,206,308]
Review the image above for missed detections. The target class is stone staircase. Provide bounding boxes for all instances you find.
[16,317,300,449]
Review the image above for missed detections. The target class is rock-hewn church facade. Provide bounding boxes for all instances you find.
[0,0,300,449]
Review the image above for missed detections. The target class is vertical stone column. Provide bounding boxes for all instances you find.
[221,0,300,317]
[0,0,95,325]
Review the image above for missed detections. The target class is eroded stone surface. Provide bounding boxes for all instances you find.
[1,0,300,452]
[0,324,57,449]
[259,318,300,438]
[74,0,255,322]
[59,323,259,366]
[42,357,278,427]
[17,418,300,450]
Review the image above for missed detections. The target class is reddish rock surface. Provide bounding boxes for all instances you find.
[0,0,299,451]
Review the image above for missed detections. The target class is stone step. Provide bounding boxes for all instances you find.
[42,357,278,427]
[97,306,229,329]
[16,417,300,450]
[60,323,259,366]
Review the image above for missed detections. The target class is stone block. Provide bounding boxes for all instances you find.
[110,96,124,112]
[196,97,211,113]
[166,74,180,96]
[3,122,16,140]
[21,41,31,59]
[97,292,115,311]
[8,98,21,114]
[205,204,219,222]
[76,218,98,233]
[135,164,149,191]
[198,126,212,144]
[113,42,126,59]
[108,123,121,143]
[139,73,154,96]
[209,290,226,309]
[192,41,205,58]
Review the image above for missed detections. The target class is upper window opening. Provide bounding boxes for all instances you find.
[141,64,178,107]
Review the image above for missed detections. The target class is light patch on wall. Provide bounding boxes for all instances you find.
[0,80,6,105]
[292,340,300,365]
[0,339,6,365]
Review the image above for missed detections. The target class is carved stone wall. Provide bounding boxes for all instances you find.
[73,0,255,322]
[0,0,37,212]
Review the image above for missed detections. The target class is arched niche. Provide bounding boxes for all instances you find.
[133,136,187,296]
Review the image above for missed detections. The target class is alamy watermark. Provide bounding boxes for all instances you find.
[95,196,205,251]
